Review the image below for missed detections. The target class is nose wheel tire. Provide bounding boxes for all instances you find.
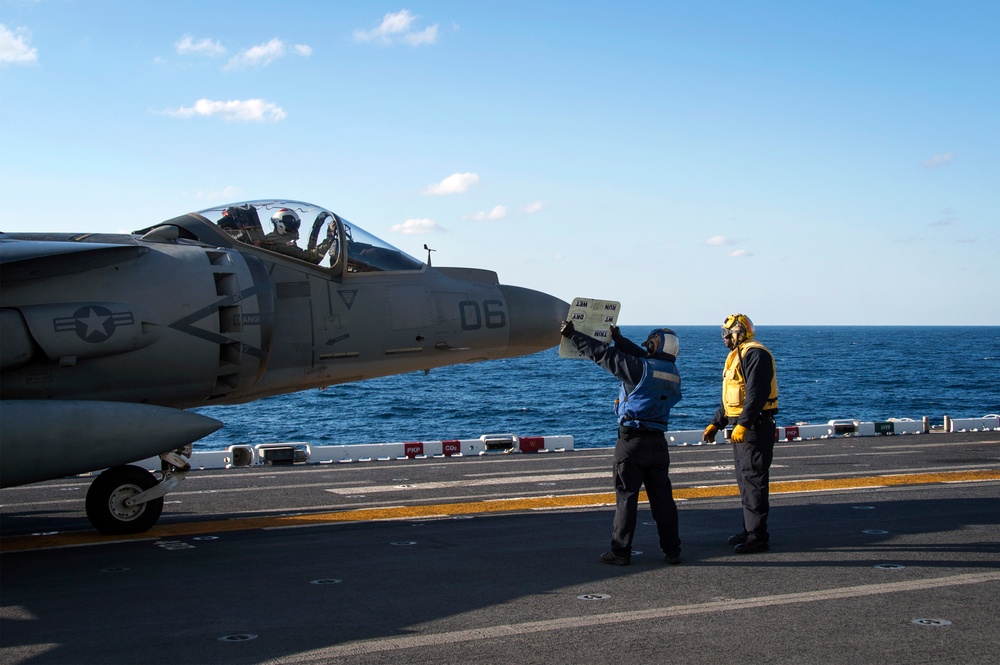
[85,465,164,535]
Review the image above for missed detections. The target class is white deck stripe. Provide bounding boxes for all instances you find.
[268,571,1000,662]
[324,466,754,494]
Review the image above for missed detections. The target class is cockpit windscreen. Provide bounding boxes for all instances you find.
[196,200,423,273]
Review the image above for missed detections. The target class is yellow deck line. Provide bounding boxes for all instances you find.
[3,469,998,552]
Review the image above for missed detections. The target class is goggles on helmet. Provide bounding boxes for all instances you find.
[721,313,754,341]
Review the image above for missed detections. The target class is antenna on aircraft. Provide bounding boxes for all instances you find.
[423,244,436,266]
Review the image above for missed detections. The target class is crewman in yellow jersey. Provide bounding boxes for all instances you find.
[703,314,779,554]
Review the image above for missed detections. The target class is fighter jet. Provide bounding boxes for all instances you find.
[0,200,568,534]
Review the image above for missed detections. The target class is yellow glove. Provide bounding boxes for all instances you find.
[703,424,719,442]
[731,424,747,443]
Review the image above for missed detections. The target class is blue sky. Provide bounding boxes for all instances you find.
[2,1,997,325]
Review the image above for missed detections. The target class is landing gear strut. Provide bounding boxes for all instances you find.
[84,446,192,535]
[85,465,163,535]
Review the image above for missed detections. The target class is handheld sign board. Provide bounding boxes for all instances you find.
[559,297,621,359]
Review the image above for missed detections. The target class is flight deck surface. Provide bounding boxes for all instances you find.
[2,431,999,664]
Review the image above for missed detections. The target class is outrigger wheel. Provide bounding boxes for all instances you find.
[85,465,164,535]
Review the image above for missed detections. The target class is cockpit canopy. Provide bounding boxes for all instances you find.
[196,200,424,274]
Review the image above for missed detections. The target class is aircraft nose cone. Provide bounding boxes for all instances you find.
[498,285,570,357]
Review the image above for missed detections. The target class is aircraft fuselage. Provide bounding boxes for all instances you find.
[0,200,567,510]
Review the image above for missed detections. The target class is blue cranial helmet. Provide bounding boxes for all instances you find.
[643,328,679,357]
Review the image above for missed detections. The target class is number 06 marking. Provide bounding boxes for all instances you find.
[459,300,507,330]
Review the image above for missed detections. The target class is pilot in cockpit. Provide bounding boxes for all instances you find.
[261,208,334,264]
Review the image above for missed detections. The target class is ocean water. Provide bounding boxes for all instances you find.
[191,326,1000,450]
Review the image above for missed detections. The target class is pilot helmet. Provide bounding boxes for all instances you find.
[270,208,301,236]
[722,313,754,343]
[643,328,679,358]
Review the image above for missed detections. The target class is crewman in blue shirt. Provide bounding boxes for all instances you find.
[561,321,683,565]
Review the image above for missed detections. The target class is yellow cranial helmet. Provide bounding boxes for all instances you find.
[722,313,755,343]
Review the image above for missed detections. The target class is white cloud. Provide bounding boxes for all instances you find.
[728,249,754,258]
[463,205,508,221]
[176,34,225,57]
[403,25,439,46]
[354,10,439,46]
[163,98,287,122]
[423,172,479,195]
[928,206,959,227]
[0,24,38,65]
[390,218,441,234]
[225,38,286,70]
[930,215,958,227]
[522,201,545,214]
[196,186,244,200]
[705,235,736,246]
[920,152,956,169]
[294,44,313,57]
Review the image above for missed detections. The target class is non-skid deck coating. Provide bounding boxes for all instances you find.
[2,431,999,664]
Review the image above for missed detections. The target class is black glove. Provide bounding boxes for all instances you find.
[610,325,622,341]
[559,320,575,338]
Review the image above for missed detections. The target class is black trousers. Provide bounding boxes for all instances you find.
[610,427,681,556]
[731,414,776,541]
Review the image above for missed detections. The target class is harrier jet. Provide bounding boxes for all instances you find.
[0,200,568,534]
